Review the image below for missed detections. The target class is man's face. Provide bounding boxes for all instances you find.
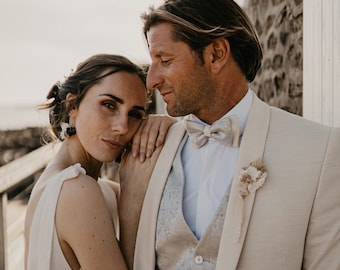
[146,22,213,118]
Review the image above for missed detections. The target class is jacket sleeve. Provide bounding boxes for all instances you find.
[303,127,340,269]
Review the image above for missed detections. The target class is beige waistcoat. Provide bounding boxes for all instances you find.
[155,138,231,269]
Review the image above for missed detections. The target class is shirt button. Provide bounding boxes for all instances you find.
[194,255,204,264]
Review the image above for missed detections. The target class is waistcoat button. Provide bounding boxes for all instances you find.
[194,255,204,264]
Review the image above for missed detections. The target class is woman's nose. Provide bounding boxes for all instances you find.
[112,114,129,134]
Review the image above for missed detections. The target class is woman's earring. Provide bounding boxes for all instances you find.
[66,126,76,137]
[59,122,76,140]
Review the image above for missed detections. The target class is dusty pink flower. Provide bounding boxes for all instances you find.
[236,158,267,241]
[239,158,267,197]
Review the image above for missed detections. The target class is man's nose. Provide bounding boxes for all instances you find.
[146,63,163,90]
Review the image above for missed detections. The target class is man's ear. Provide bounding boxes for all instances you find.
[205,39,231,73]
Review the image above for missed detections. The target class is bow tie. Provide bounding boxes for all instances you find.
[184,115,240,148]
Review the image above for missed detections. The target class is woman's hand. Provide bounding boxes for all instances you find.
[131,114,176,162]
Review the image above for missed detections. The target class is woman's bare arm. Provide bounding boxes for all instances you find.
[56,175,128,270]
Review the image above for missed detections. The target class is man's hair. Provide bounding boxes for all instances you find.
[142,0,262,82]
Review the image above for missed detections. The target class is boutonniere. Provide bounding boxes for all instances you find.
[237,158,267,241]
[239,158,267,197]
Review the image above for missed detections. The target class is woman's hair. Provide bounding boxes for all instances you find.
[141,0,263,82]
[40,54,148,141]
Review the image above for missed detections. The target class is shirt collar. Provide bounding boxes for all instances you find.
[186,89,253,137]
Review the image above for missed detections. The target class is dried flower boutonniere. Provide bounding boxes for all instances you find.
[239,158,267,197]
[237,158,267,241]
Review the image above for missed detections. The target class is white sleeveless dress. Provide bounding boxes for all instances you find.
[27,163,119,270]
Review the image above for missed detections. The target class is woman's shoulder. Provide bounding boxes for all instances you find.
[60,167,102,199]
[59,163,87,183]
[56,166,115,234]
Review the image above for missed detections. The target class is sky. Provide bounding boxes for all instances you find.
[0,0,163,107]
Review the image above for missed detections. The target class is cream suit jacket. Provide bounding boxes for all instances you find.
[134,94,340,270]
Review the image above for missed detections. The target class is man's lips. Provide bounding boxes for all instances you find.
[160,91,171,102]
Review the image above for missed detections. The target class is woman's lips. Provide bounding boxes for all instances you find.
[102,139,122,150]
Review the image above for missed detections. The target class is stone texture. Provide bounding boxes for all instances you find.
[244,0,303,115]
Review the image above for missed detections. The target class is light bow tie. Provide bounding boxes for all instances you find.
[184,115,240,148]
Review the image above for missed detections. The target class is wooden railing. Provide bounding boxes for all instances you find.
[0,143,60,270]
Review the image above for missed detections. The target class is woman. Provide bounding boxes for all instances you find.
[24,54,174,269]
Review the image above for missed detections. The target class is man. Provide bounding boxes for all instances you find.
[119,0,340,269]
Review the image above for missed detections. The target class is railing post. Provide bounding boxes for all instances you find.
[0,142,60,269]
[0,193,8,270]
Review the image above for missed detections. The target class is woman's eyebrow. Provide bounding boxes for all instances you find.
[99,94,145,111]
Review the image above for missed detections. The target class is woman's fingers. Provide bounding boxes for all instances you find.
[131,114,176,162]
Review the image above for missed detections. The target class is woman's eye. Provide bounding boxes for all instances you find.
[102,101,117,110]
[128,111,144,120]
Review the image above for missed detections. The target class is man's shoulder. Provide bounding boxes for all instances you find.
[269,105,332,131]
[167,118,186,134]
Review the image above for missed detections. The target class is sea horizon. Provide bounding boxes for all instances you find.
[0,104,49,131]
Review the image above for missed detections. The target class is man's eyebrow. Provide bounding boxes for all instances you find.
[99,94,145,111]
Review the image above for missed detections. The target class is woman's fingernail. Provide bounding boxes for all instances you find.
[140,154,145,162]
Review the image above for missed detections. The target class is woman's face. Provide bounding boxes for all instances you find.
[71,71,147,163]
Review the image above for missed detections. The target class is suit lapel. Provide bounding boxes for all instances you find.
[216,94,271,270]
[134,121,186,269]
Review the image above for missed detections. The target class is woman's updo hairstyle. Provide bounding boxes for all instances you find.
[39,54,147,141]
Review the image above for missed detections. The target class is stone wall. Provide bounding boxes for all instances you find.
[244,0,303,115]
